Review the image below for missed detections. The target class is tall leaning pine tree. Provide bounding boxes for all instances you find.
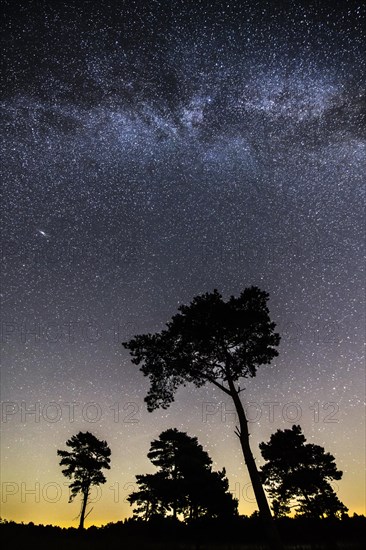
[123,287,283,549]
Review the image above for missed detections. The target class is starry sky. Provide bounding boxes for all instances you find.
[1,0,365,526]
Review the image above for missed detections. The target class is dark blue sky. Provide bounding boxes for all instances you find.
[1,0,365,525]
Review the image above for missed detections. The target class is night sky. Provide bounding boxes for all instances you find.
[1,0,365,526]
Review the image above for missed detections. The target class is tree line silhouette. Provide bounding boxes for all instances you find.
[26,288,356,547]
[57,424,348,530]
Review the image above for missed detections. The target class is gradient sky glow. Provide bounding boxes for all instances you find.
[1,0,365,527]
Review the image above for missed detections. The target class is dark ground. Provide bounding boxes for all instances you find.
[1,515,365,549]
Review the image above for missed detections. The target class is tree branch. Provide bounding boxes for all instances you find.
[84,507,94,520]
[204,374,232,396]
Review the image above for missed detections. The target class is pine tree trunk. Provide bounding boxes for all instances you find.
[79,489,89,530]
[226,374,283,550]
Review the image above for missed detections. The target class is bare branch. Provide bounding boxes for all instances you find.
[84,507,94,520]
